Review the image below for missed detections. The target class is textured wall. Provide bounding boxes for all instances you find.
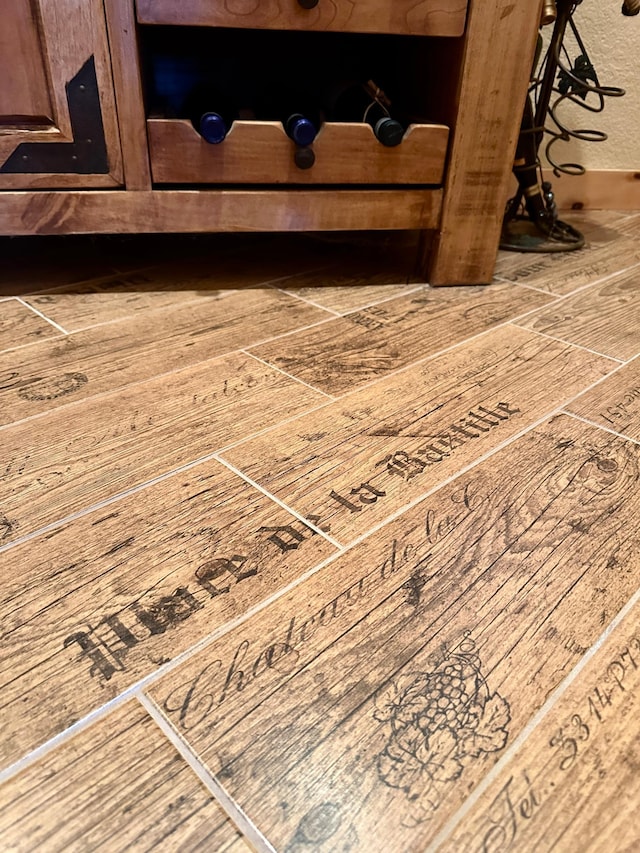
[540,2,640,171]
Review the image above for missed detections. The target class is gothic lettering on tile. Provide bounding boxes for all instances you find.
[329,482,386,514]
[63,630,128,683]
[344,403,521,515]
[133,586,205,635]
[378,451,427,481]
[348,306,392,331]
[374,633,511,819]
[161,484,485,728]
[63,550,260,681]
[259,521,313,553]
[195,555,257,597]
[507,260,549,281]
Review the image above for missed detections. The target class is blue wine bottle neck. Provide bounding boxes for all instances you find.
[286,115,318,147]
[199,112,228,144]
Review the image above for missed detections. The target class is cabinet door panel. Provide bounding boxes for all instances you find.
[0,0,122,189]
[136,0,467,38]
[0,1,52,123]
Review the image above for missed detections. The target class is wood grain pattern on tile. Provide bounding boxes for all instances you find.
[249,283,553,395]
[22,269,237,331]
[276,254,418,314]
[0,299,61,352]
[0,701,250,853]
[0,460,336,768]
[0,352,326,544]
[566,357,640,442]
[223,325,614,545]
[613,211,640,239]
[494,235,640,296]
[149,414,640,851]
[22,242,339,331]
[568,210,640,245]
[517,267,640,361]
[0,289,331,427]
[440,595,640,853]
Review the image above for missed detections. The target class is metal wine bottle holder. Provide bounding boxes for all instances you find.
[501,0,637,253]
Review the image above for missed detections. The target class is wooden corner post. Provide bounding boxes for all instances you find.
[424,0,544,285]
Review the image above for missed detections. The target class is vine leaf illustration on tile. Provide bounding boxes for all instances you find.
[374,633,511,818]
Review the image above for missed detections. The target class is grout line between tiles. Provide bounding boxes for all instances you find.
[428,559,640,852]
[15,297,70,335]
[338,283,424,313]
[218,296,584,445]
[561,410,640,445]
[495,256,640,300]
[274,288,343,316]
[213,454,344,551]
[0,298,624,555]
[493,275,555,295]
[52,279,338,336]
[241,350,336,400]
[0,544,345,785]
[0,450,208,555]
[0,316,339,434]
[0,402,344,553]
[511,325,625,363]
[32,257,333,305]
[4,267,124,300]
[0,281,552,436]
[318,361,630,554]
[0,353,625,786]
[137,693,275,853]
[277,282,425,317]
[331,407,567,554]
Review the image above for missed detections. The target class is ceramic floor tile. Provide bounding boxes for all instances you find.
[148,414,640,851]
[565,356,640,442]
[0,701,250,852]
[223,324,614,545]
[517,266,640,361]
[0,351,326,544]
[0,288,331,427]
[495,238,640,296]
[0,459,336,768]
[440,593,640,852]
[0,299,61,353]
[249,283,553,396]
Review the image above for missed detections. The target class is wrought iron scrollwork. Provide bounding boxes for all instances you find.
[502,0,635,252]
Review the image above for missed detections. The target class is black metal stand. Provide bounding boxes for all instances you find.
[501,0,625,253]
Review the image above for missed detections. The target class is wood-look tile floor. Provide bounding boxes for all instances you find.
[1,214,639,852]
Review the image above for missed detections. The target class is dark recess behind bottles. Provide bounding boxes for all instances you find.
[139,25,464,128]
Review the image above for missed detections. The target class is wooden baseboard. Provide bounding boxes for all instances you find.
[543,169,640,210]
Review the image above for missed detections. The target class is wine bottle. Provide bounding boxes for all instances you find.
[255,89,322,147]
[327,80,404,147]
[183,85,238,144]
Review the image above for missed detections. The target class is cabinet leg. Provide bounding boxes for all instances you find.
[424,0,544,286]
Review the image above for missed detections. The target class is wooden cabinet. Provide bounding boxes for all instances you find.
[0,0,122,189]
[0,0,543,285]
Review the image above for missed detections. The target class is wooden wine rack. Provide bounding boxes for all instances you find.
[0,0,543,285]
[148,120,450,186]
